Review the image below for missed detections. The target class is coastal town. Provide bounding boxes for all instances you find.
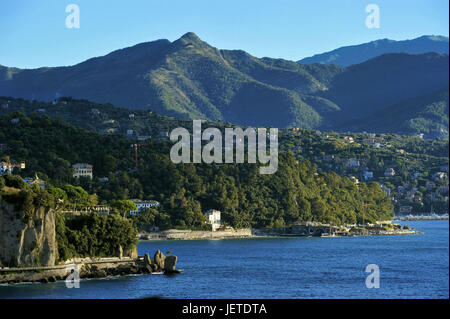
[0,98,447,291]
[282,129,449,216]
[1,155,426,243]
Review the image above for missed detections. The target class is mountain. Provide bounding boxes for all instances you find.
[0,33,342,129]
[339,86,449,137]
[298,35,449,66]
[0,33,448,136]
[322,52,449,127]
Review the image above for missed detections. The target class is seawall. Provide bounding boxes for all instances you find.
[139,228,253,240]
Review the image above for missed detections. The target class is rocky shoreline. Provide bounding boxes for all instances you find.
[138,223,422,241]
[394,215,449,221]
[0,250,181,285]
[138,228,255,240]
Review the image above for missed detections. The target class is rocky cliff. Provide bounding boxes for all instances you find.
[0,200,57,267]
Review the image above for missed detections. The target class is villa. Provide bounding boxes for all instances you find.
[72,163,93,179]
[129,199,161,214]
[204,209,222,231]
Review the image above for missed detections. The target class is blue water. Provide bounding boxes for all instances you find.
[1,220,448,299]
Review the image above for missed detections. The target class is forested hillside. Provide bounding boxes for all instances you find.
[0,113,393,228]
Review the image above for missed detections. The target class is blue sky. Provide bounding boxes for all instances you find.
[1,0,448,68]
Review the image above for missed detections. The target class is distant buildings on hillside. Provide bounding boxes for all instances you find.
[384,168,396,177]
[23,174,46,189]
[72,163,93,179]
[129,199,161,214]
[0,160,26,175]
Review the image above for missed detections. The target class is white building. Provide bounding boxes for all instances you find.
[0,161,25,175]
[343,136,354,143]
[0,162,13,175]
[384,168,395,177]
[129,199,161,214]
[432,172,448,179]
[204,209,221,231]
[72,163,93,179]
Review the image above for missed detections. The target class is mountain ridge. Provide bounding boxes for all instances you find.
[298,35,449,66]
[0,32,448,136]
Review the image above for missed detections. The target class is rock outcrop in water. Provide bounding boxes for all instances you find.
[0,201,57,267]
[142,250,181,274]
[1,250,182,284]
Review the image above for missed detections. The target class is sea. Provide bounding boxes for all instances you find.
[0,220,448,299]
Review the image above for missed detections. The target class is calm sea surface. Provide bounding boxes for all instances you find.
[1,220,448,299]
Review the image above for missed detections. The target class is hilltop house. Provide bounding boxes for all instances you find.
[343,136,354,143]
[349,176,359,184]
[344,158,360,168]
[384,168,395,177]
[0,160,26,175]
[24,174,46,189]
[432,172,448,180]
[72,163,93,179]
[105,128,117,134]
[129,199,161,214]
[0,161,13,175]
[373,142,382,148]
[204,209,222,231]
